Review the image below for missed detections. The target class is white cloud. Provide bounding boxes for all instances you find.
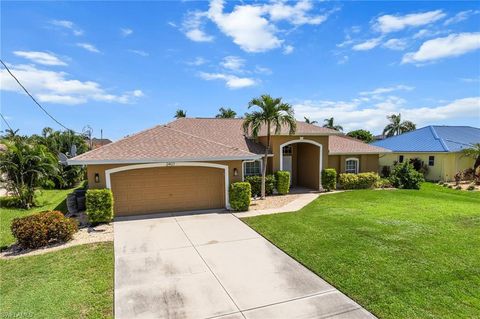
[0,64,143,105]
[76,43,101,53]
[283,45,294,55]
[128,49,149,57]
[13,51,67,66]
[402,32,480,64]
[121,28,133,37]
[198,72,256,89]
[255,66,272,75]
[50,19,83,36]
[182,11,214,42]
[460,77,480,83]
[360,84,414,96]
[337,55,349,64]
[412,28,447,39]
[444,10,480,26]
[266,0,329,25]
[293,96,480,133]
[382,38,408,51]
[352,37,382,51]
[221,56,245,71]
[186,57,208,66]
[374,10,446,33]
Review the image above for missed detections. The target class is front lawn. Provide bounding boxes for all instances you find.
[243,183,480,318]
[0,242,113,319]
[0,187,77,248]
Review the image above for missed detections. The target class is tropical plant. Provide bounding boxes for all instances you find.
[389,162,424,189]
[462,143,480,172]
[347,129,374,143]
[243,94,296,199]
[174,109,187,119]
[0,138,58,208]
[304,116,318,124]
[323,117,343,131]
[382,113,416,137]
[216,107,237,118]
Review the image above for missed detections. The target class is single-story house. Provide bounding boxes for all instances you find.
[372,125,480,181]
[69,118,389,216]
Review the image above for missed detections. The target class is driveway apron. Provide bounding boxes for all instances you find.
[114,212,375,319]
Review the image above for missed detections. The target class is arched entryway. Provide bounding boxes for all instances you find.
[279,139,323,191]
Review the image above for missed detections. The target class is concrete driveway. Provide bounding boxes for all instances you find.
[114,212,375,319]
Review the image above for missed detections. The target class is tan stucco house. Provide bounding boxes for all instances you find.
[69,118,389,216]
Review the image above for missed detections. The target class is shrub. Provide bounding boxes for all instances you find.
[455,185,462,190]
[321,169,337,191]
[467,184,475,191]
[245,175,275,197]
[389,162,425,190]
[275,170,291,195]
[0,196,22,208]
[229,182,251,211]
[338,172,380,190]
[86,189,114,223]
[11,211,78,249]
[448,185,453,189]
[42,179,56,190]
[454,171,463,185]
[375,178,393,189]
[462,168,475,181]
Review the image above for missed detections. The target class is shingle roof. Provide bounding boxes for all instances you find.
[371,126,480,152]
[329,135,391,154]
[69,118,388,164]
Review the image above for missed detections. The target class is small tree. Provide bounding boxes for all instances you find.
[0,138,58,208]
[216,107,237,118]
[383,114,416,137]
[175,109,187,119]
[323,117,343,131]
[347,129,374,143]
[462,143,480,172]
[304,116,318,124]
[389,162,424,190]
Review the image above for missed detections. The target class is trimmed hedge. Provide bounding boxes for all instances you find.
[339,172,380,189]
[11,211,78,249]
[86,189,114,223]
[229,182,251,211]
[245,175,275,197]
[389,162,424,190]
[275,170,291,195]
[322,169,337,191]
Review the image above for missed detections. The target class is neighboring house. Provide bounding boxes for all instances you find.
[91,138,112,149]
[69,118,389,216]
[372,126,480,181]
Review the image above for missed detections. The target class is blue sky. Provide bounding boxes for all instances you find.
[1,0,479,140]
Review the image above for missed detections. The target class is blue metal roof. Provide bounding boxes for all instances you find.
[371,126,480,152]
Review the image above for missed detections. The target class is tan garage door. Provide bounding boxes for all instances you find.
[110,166,225,216]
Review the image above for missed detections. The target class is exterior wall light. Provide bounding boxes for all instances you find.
[233,168,238,176]
[94,173,100,183]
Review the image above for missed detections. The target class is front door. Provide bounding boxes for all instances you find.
[282,145,293,185]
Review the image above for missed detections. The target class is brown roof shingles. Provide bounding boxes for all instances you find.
[329,135,390,154]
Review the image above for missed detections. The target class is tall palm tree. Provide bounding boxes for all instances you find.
[323,117,343,131]
[243,95,296,199]
[216,107,237,119]
[304,116,318,124]
[462,143,480,172]
[383,113,416,137]
[174,109,187,119]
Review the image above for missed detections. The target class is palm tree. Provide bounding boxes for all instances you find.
[216,107,237,119]
[462,143,480,172]
[243,94,296,199]
[323,117,343,131]
[304,116,318,124]
[174,109,187,119]
[383,114,416,137]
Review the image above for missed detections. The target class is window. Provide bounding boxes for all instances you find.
[243,160,262,177]
[428,156,435,166]
[345,158,359,174]
[282,145,292,156]
[398,155,404,163]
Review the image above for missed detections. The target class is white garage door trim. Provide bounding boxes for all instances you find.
[105,162,230,210]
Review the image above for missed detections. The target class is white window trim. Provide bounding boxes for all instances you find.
[279,139,323,190]
[242,159,263,181]
[105,162,231,210]
[345,157,359,174]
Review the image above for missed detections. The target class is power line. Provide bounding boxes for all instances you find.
[0,112,13,131]
[0,59,79,133]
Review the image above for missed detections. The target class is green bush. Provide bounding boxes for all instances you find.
[41,179,56,190]
[389,162,425,190]
[11,211,78,249]
[375,178,393,189]
[321,169,337,191]
[275,170,291,195]
[229,182,251,211]
[338,172,380,189]
[0,196,22,208]
[455,185,462,190]
[86,189,114,223]
[467,184,475,191]
[245,175,275,197]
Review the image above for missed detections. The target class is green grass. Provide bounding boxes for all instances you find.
[243,183,480,319]
[0,187,77,248]
[0,242,113,319]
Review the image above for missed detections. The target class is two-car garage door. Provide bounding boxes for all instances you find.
[110,166,225,216]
